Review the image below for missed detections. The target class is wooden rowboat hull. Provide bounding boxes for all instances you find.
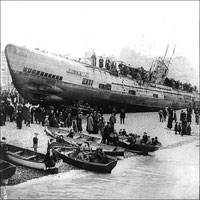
[46,127,125,157]
[51,141,124,157]
[4,143,63,173]
[117,141,159,153]
[46,126,101,143]
[53,148,117,173]
[6,153,46,170]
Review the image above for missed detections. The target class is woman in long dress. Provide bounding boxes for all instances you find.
[86,113,94,134]
[167,110,173,129]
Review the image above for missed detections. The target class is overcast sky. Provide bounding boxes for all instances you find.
[1,1,199,68]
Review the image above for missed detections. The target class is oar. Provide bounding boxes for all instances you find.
[53,146,76,150]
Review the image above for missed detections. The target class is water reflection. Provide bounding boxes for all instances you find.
[8,141,198,199]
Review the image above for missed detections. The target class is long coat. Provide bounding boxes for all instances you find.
[120,109,126,119]
[174,123,178,132]
[16,111,23,128]
[87,116,94,132]
[187,113,192,123]
[173,112,177,122]
[22,105,28,121]
[77,114,83,132]
[167,114,173,129]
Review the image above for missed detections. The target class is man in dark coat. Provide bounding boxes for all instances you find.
[180,110,185,122]
[99,56,104,68]
[173,111,177,122]
[178,123,182,135]
[174,122,178,135]
[48,110,55,127]
[105,58,111,70]
[93,111,98,134]
[158,109,164,122]
[35,106,41,124]
[141,132,148,143]
[186,124,191,135]
[91,52,96,66]
[62,109,68,127]
[77,112,83,133]
[102,122,112,145]
[86,113,94,134]
[0,104,6,126]
[7,103,15,122]
[41,107,46,126]
[16,109,23,129]
[163,108,167,121]
[181,120,187,136]
[120,108,126,124]
[187,112,192,125]
[167,109,173,129]
[112,131,119,146]
[109,113,116,133]
[195,112,199,125]
[22,103,28,124]
[31,106,36,123]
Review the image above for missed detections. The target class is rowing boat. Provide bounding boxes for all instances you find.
[117,140,161,154]
[0,159,16,185]
[45,126,160,155]
[45,127,125,157]
[52,146,118,173]
[45,126,100,142]
[51,141,124,157]
[2,143,63,173]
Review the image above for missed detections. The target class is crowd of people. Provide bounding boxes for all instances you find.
[1,87,199,159]
[85,110,126,146]
[90,52,150,85]
[90,52,199,92]
[86,111,118,134]
[49,133,107,164]
[1,88,158,149]
[120,131,161,146]
[68,142,107,163]
[0,90,81,131]
[0,89,122,148]
[158,104,200,136]
[163,77,198,93]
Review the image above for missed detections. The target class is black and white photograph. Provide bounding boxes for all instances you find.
[0,1,199,199]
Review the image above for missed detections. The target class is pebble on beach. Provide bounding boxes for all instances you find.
[8,163,75,186]
[8,166,47,186]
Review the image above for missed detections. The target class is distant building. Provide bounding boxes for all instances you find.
[1,51,12,91]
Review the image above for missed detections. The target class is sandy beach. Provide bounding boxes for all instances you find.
[1,109,199,185]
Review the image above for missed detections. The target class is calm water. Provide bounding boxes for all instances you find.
[6,112,199,199]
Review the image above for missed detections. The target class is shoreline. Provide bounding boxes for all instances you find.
[1,109,199,186]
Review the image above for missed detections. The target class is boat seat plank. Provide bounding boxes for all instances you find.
[11,150,23,155]
[23,155,37,160]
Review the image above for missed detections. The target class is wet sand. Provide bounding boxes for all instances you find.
[1,109,199,185]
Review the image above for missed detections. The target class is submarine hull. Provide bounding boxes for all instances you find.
[4,44,199,113]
